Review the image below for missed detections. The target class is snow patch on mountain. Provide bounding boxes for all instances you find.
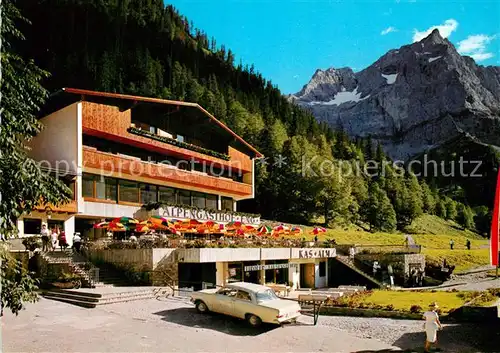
[382,73,398,84]
[309,87,369,106]
[428,56,442,63]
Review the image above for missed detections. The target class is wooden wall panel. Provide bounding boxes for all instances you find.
[81,101,253,173]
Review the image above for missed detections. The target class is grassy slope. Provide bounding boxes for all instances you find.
[289,215,489,272]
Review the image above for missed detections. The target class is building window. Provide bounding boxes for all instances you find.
[48,220,64,232]
[82,174,95,197]
[140,184,157,204]
[192,192,205,208]
[24,219,41,235]
[206,194,218,210]
[222,197,234,211]
[158,187,177,204]
[119,180,139,203]
[319,261,326,277]
[178,190,191,206]
[95,177,117,201]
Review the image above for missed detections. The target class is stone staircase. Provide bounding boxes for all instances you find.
[41,288,157,308]
[40,250,103,288]
[335,255,383,288]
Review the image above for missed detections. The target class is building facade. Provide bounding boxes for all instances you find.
[19,88,262,245]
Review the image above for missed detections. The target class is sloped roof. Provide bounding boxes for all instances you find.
[60,88,263,158]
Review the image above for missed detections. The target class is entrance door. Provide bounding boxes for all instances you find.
[300,263,315,288]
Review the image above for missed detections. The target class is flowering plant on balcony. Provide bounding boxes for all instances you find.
[127,127,231,161]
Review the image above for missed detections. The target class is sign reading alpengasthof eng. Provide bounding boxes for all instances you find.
[159,206,260,225]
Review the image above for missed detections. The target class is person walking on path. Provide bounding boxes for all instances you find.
[423,302,442,353]
[40,224,50,252]
[449,239,454,250]
[466,239,471,250]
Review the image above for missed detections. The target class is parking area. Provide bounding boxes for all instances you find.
[2,297,499,352]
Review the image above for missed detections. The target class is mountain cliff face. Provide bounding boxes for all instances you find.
[290,29,500,160]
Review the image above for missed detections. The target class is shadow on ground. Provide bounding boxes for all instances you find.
[390,322,500,353]
[153,307,279,336]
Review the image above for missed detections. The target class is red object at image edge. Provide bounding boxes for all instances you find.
[490,168,500,266]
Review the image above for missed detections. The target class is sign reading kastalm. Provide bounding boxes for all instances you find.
[292,248,336,259]
[158,206,260,225]
[244,263,291,272]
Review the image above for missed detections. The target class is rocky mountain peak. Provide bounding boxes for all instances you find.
[290,34,500,160]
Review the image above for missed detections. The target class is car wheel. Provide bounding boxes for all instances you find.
[246,314,262,327]
[195,301,209,314]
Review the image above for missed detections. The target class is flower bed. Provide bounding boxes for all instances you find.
[324,289,498,315]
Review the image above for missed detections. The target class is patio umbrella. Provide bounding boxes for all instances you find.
[273,224,290,235]
[226,221,243,230]
[111,217,139,225]
[94,221,126,229]
[311,227,327,235]
[257,225,272,235]
[243,225,257,233]
[146,216,172,229]
[94,221,110,229]
[135,224,150,232]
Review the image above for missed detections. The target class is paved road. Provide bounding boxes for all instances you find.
[2,297,499,352]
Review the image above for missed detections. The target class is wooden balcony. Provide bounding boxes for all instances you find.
[83,147,253,197]
[81,102,253,173]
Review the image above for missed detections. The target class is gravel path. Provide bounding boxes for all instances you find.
[3,297,499,352]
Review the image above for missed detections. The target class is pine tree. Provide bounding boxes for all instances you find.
[1,0,71,315]
[363,182,396,232]
[421,180,436,214]
[444,197,458,220]
[456,203,475,230]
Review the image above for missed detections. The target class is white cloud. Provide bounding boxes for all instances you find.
[457,34,495,61]
[412,19,458,42]
[470,52,494,61]
[381,26,397,35]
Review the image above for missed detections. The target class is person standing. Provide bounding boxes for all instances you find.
[73,232,82,253]
[387,264,394,287]
[423,302,442,352]
[449,239,454,250]
[466,239,471,250]
[349,247,355,260]
[58,231,68,251]
[40,224,50,251]
[372,261,379,278]
[51,227,59,251]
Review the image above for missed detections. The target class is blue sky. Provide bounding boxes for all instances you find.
[167,0,500,94]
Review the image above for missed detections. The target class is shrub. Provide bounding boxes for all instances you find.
[385,304,395,311]
[410,305,423,313]
[22,237,41,251]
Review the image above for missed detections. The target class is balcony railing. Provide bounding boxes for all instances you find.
[127,127,230,161]
[83,147,252,197]
[35,200,78,214]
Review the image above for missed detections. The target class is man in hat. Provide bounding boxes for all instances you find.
[422,302,442,352]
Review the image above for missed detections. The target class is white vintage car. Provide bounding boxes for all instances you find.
[190,282,301,327]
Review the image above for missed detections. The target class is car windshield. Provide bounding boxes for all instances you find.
[255,289,278,303]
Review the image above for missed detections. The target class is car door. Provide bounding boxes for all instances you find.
[232,290,255,319]
[214,287,237,315]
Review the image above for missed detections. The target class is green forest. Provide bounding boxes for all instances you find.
[12,0,498,234]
